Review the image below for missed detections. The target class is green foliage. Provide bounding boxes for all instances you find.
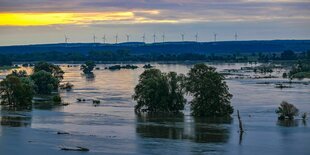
[186,64,233,117]
[276,101,299,120]
[133,69,186,113]
[0,54,12,66]
[289,61,310,79]
[11,70,28,78]
[0,75,35,107]
[107,64,138,70]
[30,70,59,95]
[143,64,154,69]
[33,62,64,80]
[281,50,296,60]
[81,61,96,74]
[52,95,62,104]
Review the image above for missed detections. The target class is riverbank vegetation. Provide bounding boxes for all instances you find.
[0,62,65,108]
[1,49,309,62]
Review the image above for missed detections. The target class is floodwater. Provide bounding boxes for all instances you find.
[0,63,309,155]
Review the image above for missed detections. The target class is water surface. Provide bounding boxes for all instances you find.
[0,63,309,155]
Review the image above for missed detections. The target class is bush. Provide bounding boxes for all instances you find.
[276,101,299,120]
[0,75,35,107]
[133,69,186,113]
[34,62,64,80]
[53,95,62,103]
[81,61,96,74]
[186,64,233,117]
[31,70,59,95]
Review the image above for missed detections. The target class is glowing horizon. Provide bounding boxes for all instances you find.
[0,0,309,45]
[0,10,179,26]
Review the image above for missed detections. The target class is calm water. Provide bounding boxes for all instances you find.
[0,63,309,155]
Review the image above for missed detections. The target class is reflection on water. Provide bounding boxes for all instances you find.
[193,117,232,143]
[136,113,232,143]
[0,106,32,127]
[0,116,31,127]
[277,119,301,127]
[82,73,95,81]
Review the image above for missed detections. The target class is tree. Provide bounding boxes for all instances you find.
[133,69,186,113]
[276,101,299,120]
[11,70,28,78]
[0,54,12,66]
[81,61,96,74]
[30,70,59,95]
[281,50,296,60]
[33,62,64,80]
[0,75,35,106]
[186,64,233,117]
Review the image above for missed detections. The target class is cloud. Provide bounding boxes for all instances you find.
[0,0,309,27]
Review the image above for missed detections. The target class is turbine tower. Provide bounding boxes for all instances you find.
[64,35,69,46]
[102,35,106,44]
[93,34,97,44]
[234,33,238,41]
[214,33,217,42]
[126,34,130,42]
[162,33,165,43]
[181,33,185,42]
[142,33,146,43]
[115,34,118,44]
[195,33,198,42]
[153,33,156,43]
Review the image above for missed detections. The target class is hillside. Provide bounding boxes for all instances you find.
[0,40,309,55]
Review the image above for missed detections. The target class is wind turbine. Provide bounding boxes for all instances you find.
[234,33,238,41]
[142,33,146,43]
[214,33,217,42]
[64,35,69,46]
[162,33,165,43]
[126,34,130,42]
[195,33,198,42]
[181,33,185,42]
[115,34,118,44]
[102,35,106,44]
[153,33,156,43]
[93,34,97,44]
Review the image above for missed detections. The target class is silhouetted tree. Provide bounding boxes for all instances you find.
[0,75,35,106]
[186,64,233,117]
[276,101,299,120]
[133,69,186,113]
[81,61,96,74]
[33,62,64,80]
[281,50,296,60]
[0,54,12,66]
[30,71,59,95]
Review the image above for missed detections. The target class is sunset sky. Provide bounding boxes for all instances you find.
[0,0,309,45]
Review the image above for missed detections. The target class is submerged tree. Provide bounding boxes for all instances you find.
[133,69,186,113]
[0,75,35,107]
[30,70,59,95]
[33,62,64,80]
[276,101,299,120]
[186,64,233,117]
[81,61,96,74]
[11,70,28,78]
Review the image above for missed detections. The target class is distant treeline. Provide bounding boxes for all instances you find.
[0,50,310,66]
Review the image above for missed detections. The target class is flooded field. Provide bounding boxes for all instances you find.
[0,62,309,155]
